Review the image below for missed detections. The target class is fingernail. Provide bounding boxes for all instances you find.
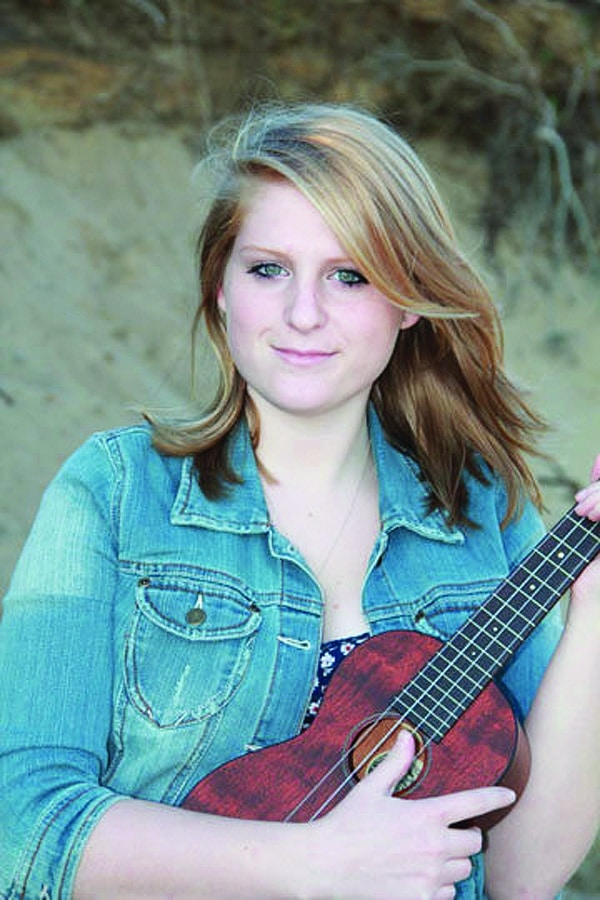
[396,729,413,748]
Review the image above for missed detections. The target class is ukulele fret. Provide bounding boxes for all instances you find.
[395,508,600,740]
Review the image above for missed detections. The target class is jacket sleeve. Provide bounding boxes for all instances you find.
[0,436,126,899]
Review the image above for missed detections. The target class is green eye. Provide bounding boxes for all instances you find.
[334,268,368,286]
[249,263,286,278]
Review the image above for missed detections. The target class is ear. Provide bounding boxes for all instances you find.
[399,311,420,330]
[217,286,226,315]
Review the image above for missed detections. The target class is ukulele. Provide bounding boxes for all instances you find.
[182,504,600,829]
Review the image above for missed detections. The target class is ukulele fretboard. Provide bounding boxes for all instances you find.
[393,507,600,741]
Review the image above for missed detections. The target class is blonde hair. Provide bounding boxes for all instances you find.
[150,102,545,526]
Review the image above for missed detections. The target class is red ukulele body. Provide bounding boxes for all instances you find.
[183,630,529,827]
[183,506,598,827]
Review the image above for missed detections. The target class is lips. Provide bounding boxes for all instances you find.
[273,347,337,365]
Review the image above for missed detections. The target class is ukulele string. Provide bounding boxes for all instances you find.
[290,589,541,820]
[285,511,597,823]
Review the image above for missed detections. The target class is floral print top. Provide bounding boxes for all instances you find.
[302,632,370,729]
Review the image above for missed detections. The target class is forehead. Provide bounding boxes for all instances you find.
[239,176,310,218]
[235,177,345,249]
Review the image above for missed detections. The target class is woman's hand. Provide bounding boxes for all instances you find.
[305,730,515,900]
[570,453,600,614]
[574,453,600,520]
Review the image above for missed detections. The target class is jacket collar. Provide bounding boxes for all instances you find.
[171,408,463,544]
[171,424,270,534]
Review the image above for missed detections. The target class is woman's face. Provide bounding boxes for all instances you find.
[218,179,419,422]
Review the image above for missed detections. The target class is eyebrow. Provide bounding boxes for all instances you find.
[238,244,358,267]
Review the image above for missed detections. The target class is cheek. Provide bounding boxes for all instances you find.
[226,303,262,340]
[221,298,268,370]
[223,312,247,362]
[353,306,403,378]
[376,331,401,373]
[365,306,403,352]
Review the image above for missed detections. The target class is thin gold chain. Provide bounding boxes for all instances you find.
[314,442,372,576]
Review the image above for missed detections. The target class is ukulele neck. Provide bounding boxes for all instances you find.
[396,506,600,741]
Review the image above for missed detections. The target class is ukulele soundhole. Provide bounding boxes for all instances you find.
[348,716,429,795]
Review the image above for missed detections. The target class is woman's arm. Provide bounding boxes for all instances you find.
[74,734,514,900]
[485,460,600,898]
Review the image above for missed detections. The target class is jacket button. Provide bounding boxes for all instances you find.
[185,607,207,626]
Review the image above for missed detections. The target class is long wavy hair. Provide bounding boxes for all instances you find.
[150,102,546,526]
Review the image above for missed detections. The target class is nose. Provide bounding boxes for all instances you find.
[284,277,327,332]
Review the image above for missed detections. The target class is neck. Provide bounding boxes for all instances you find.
[250,398,371,488]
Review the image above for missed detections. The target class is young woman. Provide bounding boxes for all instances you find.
[1,103,598,900]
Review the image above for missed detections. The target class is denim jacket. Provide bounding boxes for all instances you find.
[0,411,562,899]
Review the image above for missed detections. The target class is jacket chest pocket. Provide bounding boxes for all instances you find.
[125,575,261,728]
[411,579,502,641]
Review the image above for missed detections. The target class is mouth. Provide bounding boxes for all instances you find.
[273,347,337,366]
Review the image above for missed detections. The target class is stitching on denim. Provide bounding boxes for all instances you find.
[276,635,311,650]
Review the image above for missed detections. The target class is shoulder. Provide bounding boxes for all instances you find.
[464,461,546,565]
[87,422,156,460]
[64,423,180,468]
[51,423,189,503]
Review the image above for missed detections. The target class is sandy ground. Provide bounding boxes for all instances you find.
[1,125,209,591]
[1,123,599,894]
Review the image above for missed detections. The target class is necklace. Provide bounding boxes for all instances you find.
[314,442,373,576]
[261,440,374,578]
